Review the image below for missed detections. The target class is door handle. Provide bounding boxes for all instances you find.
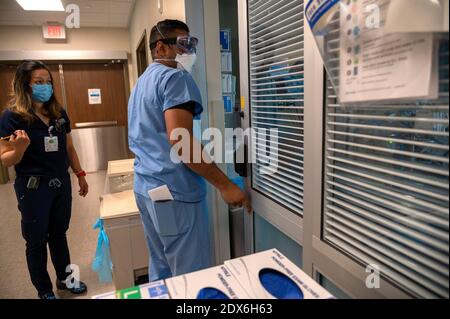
[75,121,118,128]
[234,143,248,178]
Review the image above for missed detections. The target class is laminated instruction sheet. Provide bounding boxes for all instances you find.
[339,0,437,103]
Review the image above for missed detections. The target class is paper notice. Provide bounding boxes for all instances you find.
[88,88,102,104]
[339,0,438,103]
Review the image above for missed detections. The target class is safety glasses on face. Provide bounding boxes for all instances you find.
[150,36,198,54]
[176,36,198,54]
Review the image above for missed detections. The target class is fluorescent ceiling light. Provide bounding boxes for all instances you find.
[16,0,65,11]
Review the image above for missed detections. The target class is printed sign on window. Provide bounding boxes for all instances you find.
[339,0,437,103]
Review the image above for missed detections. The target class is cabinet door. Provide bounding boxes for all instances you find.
[129,217,149,271]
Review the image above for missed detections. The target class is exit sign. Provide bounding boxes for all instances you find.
[42,23,66,40]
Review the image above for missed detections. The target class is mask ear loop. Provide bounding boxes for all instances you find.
[154,24,179,56]
[156,24,165,39]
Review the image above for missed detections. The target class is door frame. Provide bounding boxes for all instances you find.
[136,30,149,77]
[185,0,232,265]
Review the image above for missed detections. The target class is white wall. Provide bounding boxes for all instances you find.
[0,26,130,51]
[128,0,186,87]
[0,26,133,89]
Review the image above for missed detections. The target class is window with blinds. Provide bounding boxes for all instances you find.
[248,0,305,216]
[323,16,449,298]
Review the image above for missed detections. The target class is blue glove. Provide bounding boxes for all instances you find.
[231,176,245,191]
[259,268,304,299]
[92,219,113,283]
[197,287,230,300]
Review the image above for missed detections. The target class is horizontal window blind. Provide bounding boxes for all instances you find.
[323,16,449,298]
[248,0,305,216]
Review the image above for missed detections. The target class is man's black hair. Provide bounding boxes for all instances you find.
[149,19,190,57]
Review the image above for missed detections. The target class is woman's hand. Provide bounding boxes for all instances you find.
[10,130,30,153]
[78,176,89,197]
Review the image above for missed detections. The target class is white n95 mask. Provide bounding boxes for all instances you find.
[154,53,197,74]
[175,53,197,73]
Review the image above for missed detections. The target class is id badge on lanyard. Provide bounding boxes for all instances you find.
[45,125,59,153]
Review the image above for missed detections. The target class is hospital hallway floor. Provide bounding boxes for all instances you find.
[0,171,115,299]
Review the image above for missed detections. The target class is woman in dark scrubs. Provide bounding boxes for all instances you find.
[0,60,88,299]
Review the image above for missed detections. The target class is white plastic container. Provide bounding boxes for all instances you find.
[104,159,135,194]
[165,265,250,299]
[224,249,334,299]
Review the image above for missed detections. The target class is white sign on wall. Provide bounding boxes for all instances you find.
[88,89,102,105]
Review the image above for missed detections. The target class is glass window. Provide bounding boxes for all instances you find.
[248,0,305,216]
[322,11,449,298]
[254,213,303,268]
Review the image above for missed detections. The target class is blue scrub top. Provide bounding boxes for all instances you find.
[128,63,207,203]
[0,109,71,177]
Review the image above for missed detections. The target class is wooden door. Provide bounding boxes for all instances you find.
[62,62,128,128]
[0,64,16,112]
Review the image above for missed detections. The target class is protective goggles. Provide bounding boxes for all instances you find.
[150,35,198,54]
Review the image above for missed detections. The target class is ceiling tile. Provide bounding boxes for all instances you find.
[0,0,135,28]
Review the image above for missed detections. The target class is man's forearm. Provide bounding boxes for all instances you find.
[181,137,232,191]
[185,161,231,191]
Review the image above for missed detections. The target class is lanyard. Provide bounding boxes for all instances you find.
[48,126,55,137]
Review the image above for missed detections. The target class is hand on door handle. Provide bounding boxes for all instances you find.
[220,182,252,213]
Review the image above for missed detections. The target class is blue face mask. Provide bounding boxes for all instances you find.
[31,84,53,103]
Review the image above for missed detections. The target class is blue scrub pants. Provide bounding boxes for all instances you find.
[135,193,212,281]
[14,174,72,296]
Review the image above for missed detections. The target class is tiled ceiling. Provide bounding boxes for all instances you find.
[0,0,135,28]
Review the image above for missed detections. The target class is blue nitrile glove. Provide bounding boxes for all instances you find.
[259,268,304,299]
[197,287,230,300]
[92,219,113,283]
[231,176,245,191]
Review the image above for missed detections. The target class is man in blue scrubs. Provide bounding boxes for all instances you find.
[128,20,251,281]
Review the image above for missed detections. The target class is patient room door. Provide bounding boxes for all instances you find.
[237,0,305,267]
[62,62,129,129]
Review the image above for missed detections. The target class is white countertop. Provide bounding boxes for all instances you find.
[100,189,139,219]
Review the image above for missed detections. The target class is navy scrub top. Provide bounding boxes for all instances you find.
[0,109,72,178]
